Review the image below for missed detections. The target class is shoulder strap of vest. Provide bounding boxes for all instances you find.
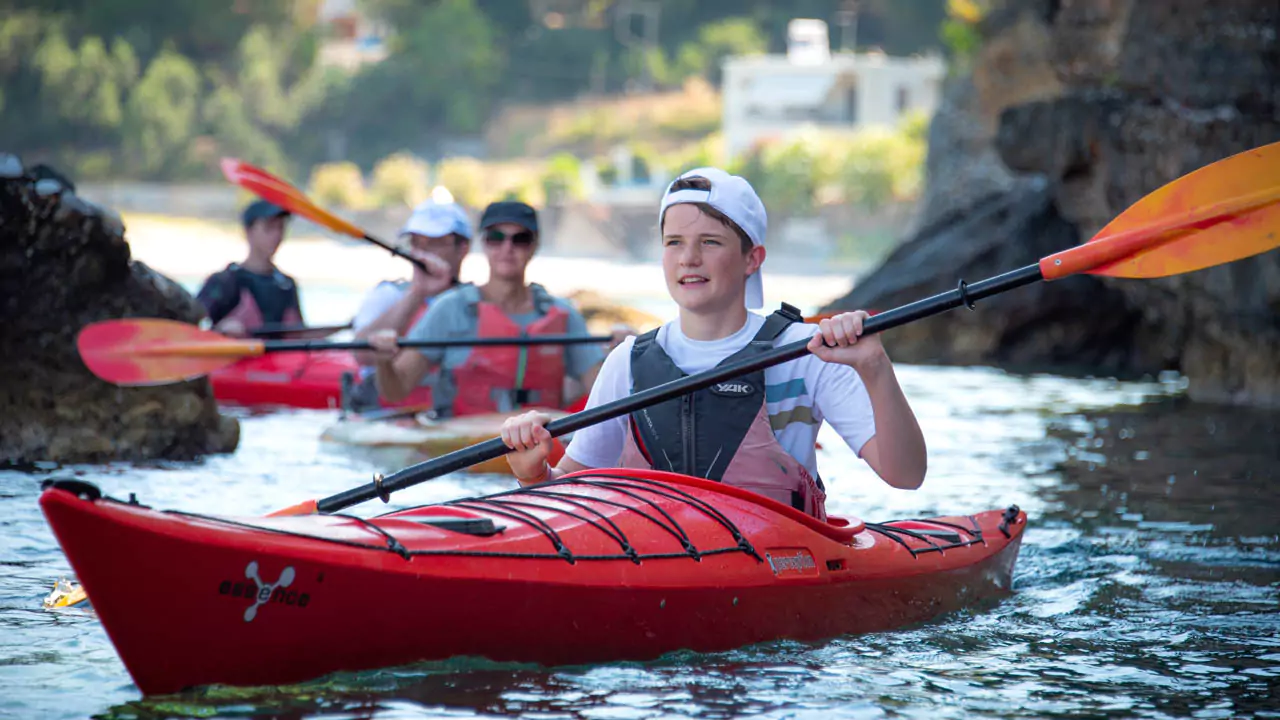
[462,283,554,316]
[456,283,483,305]
[457,283,483,319]
[752,302,804,345]
[629,326,661,363]
[528,283,555,315]
[271,268,295,290]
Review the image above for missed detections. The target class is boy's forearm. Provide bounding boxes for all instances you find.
[860,357,928,488]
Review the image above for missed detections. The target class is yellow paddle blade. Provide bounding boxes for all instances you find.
[1043,142,1280,279]
[77,319,265,386]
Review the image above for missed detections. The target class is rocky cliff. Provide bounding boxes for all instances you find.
[827,0,1280,406]
[0,157,238,465]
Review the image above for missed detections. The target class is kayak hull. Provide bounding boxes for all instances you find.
[209,351,359,410]
[40,472,1025,695]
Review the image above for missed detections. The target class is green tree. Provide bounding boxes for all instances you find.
[680,17,765,85]
[735,132,836,218]
[34,32,138,132]
[1,12,64,152]
[318,0,501,166]
[9,0,296,66]
[203,84,288,174]
[231,24,330,131]
[206,23,337,177]
[121,49,201,176]
[399,0,500,131]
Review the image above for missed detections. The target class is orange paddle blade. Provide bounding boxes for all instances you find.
[77,319,265,386]
[1043,141,1280,280]
[220,158,368,241]
[267,499,319,517]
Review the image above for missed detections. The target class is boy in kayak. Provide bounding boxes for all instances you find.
[196,200,303,338]
[347,197,470,410]
[497,168,927,519]
[368,200,612,417]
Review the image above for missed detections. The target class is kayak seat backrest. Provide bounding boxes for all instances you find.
[562,468,866,544]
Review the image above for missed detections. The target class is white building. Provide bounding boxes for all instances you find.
[722,19,945,158]
[315,0,389,71]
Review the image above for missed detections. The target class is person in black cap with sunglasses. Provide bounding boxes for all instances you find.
[368,200,614,418]
[196,199,304,338]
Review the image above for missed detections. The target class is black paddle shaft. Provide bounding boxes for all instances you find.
[363,232,431,272]
[262,334,613,352]
[315,263,1046,513]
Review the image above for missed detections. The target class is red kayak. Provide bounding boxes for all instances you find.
[209,351,388,410]
[206,352,584,413]
[40,471,1026,695]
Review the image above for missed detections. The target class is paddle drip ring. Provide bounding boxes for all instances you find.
[373,473,391,503]
[956,279,976,310]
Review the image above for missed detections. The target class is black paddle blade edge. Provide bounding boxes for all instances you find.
[314,263,1045,513]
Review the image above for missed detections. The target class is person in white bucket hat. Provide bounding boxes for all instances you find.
[496,167,928,519]
[347,194,473,410]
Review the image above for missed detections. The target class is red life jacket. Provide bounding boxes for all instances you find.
[451,283,568,417]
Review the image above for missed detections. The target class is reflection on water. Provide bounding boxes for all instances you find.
[2,365,1278,720]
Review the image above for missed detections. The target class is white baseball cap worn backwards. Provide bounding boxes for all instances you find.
[659,167,768,309]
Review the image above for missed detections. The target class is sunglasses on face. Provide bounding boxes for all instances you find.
[484,228,535,246]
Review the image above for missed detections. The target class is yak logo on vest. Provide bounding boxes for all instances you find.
[710,381,754,398]
[218,561,311,622]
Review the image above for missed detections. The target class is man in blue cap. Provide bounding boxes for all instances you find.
[347,196,473,410]
[196,200,303,338]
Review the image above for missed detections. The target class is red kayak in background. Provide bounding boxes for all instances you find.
[40,471,1026,695]
[209,351,368,410]
[209,352,586,413]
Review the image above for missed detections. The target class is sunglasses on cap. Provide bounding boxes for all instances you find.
[484,228,536,246]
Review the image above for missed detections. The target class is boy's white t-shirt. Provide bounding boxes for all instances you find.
[565,312,877,480]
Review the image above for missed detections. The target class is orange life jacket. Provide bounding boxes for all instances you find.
[451,283,568,417]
